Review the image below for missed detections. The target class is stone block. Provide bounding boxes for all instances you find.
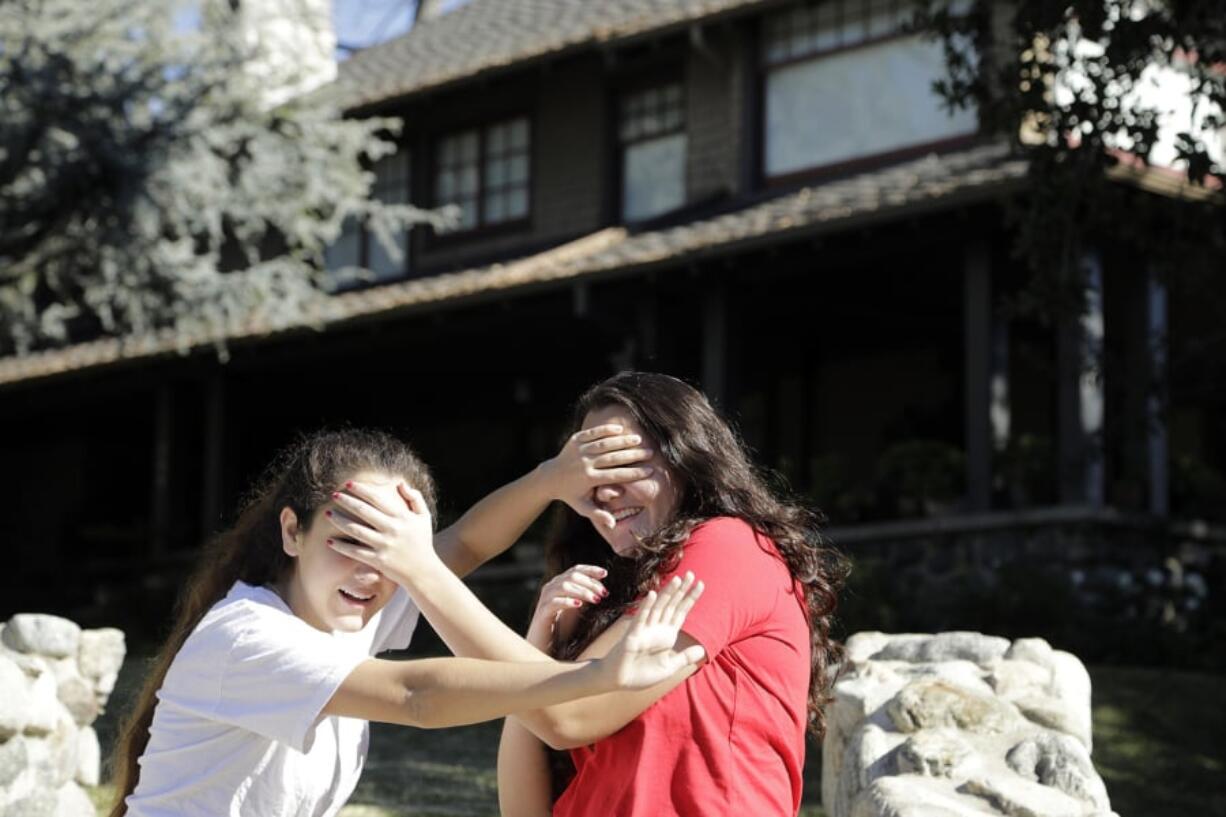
[0,654,33,739]
[56,781,97,817]
[887,679,1021,735]
[2,616,81,659]
[962,775,1084,817]
[897,730,977,779]
[56,677,98,727]
[74,726,101,788]
[1007,732,1111,812]
[78,629,125,680]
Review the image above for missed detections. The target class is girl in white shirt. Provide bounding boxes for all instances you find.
[110,428,703,817]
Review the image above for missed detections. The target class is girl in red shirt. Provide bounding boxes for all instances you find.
[498,372,849,817]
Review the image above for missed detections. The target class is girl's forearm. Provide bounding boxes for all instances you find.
[498,716,554,817]
[330,655,610,729]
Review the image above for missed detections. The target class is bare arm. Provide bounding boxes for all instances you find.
[432,425,653,577]
[497,717,554,817]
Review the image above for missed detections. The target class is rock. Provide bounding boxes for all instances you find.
[824,664,907,809]
[1007,732,1111,812]
[2,615,81,659]
[56,677,98,727]
[47,657,80,684]
[0,653,34,739]
[897,729,977,778]
[1005,638,1054,667]
[874,632,1010,665]
[78,629,125,680]
[987,659,1051,701]
[6,788,59,817]
[1,643,51,679]
[29,708,78,788]
[834,724,904,817]
[0,733,31,787]
[1047,651,1093,750]
[1015,697,1085,744]
[887,679,1021,735]
[962,775,1084,817]
[55,781,97,817]
[75,726,101,787]
[845,632,896,663]
[23,671,62,737]
[852,776,998,817]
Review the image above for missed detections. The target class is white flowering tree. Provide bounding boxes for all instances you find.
[0,0,437,357]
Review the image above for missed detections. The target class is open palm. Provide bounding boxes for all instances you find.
[605,572,706,689]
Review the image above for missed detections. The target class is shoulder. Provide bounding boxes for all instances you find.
[185,583,322,663]
[686,516,765,550]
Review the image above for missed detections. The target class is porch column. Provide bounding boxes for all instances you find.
[1057,250,1106,507]
[702,280,728,408]
[963,240,1007,511]
[150,384,173,558]
[201,375,226,538]
[1146,266,1170,516]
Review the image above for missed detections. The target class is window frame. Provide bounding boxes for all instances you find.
[324,141,412,287]
[429,113,534,242]
[615,77,689,224]
[754,0,980,189]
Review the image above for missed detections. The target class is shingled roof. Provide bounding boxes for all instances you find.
[337,0,781,110]
[0,143,1026,388]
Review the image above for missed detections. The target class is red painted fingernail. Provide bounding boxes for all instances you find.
[331,492,340,499]
[326,538,334,545]
[324,510,333,517]
[571,599,581,607]
[346,481,353,488]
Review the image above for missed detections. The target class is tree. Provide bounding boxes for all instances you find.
[0,0,439,358]
[919,0,1224,289]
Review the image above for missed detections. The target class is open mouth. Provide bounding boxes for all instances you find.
[338,588,376,606]
[611,507,643,525]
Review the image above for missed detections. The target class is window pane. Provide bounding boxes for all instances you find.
[506,187,528,219]
[620,83,685,143]
[458,131,479,163]
[622,132,686,221]
[325,215,361,271]
[508,154,529,184]
[763,34,977,177]
[436,169,455,201]
[368,230,406,281]
[488,123,507,154]
[508,118,529,150]
[487,156,508,188]
[373,151,408,204]
[458,199,478,229]
[485,191,507,223]
[459,165,478,195]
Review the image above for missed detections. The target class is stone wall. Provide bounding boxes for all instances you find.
[824,631,1116,817]
[0,614,126,816]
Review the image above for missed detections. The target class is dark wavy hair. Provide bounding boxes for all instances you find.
[107,428,436,817]
[546,371,848,737]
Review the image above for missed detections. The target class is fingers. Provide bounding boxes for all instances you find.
[660,572,695,624]
[591,465,655,484]
[324,508,385,548]
[340,480,399,517]
[396,483,430,516]
[560,578,605,604]
[647,576,683,628]
[579,498,617,530]
[326,538,379,568]
[329,489,396,532]
[578,433,642,456]
[669,577,704,629]
[570,424,624,445]
[589,447,653,469]
[680,644,707,666]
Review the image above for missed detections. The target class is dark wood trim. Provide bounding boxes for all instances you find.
[761,29,917,71]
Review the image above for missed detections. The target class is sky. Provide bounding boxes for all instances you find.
[332,0,471,55]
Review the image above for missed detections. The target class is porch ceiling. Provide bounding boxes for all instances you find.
[0,141,1026,388]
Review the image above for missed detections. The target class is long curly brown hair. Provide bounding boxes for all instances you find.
[107,428,436,817]
[545,371,848,737]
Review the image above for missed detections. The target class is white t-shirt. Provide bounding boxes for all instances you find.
[125,581,420,817]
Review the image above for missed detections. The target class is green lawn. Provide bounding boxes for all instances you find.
[86,663,1222,817]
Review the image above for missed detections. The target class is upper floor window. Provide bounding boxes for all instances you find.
[761,0,977,180]
[325,149,411,283]
[434,116,531,232]
[619,83,687,222]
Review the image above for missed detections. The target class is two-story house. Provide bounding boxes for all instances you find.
[0,0,1221,626]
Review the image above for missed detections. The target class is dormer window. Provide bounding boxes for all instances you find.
[619,83,687,222]
[434,116,531,231]
[760,0,977,181]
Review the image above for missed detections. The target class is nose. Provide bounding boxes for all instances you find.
[594,484,623,503]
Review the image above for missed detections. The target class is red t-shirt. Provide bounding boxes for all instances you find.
[553,516,811,817]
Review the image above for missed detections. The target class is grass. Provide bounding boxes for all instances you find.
[85,660,1220,817]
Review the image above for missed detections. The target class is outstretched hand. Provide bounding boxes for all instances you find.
[538,424,654,530]
[601,572,706,690]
